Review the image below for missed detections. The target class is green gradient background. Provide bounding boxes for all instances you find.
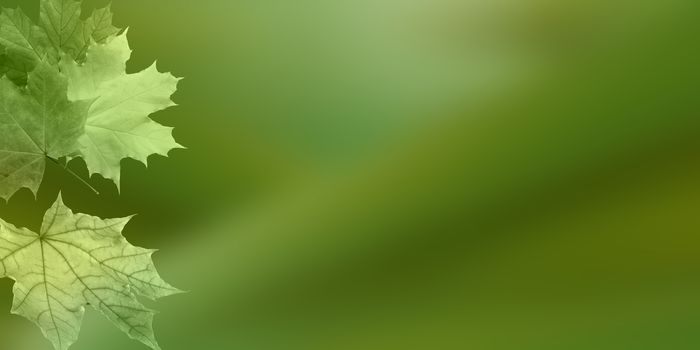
[1,0,700,349]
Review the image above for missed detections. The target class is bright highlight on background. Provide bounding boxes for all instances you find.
[0,0,699,349]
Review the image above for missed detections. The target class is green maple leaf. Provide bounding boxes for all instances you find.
[60,32,182,187]
[0,2,183,349]
[40,0,120,61]
[0,0,120,84]
[0,0,181,194]
[0,62,89,200]
[0,195,181,350]
[0,7,52,84]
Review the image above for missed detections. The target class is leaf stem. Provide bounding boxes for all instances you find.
[46,157,100,195]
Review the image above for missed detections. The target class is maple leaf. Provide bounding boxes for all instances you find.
[0,0,120,84]
[0,62,89,200]
[0,2,183,349]
[0,195,181,350]
[0,0,181,195]
[39,0,121,61]
[60,31,182,187]
[0,7,52,84]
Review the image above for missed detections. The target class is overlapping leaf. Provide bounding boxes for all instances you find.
[0,7,52,84]
[0,0,119,85]
[0,62,89,200]
[60,32,182,187]
[40,0,120,61]
[0,0,181,196]
[0,1,182,349]
[0,196,181,350]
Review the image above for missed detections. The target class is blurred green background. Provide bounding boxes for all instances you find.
[1,0,700,349]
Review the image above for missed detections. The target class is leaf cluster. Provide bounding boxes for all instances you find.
[0,1,183,349]
[0,0,182,200]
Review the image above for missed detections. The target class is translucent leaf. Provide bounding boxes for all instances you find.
[0,196,181,350]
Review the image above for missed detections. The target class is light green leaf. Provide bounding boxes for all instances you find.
[0,195,181,350]
[60,32,182,187]
[39,0,121,62]
[82,4,121,45]
[0,62,89,200]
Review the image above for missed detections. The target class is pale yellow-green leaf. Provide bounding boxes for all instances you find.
[0,196,181,350]
[61,32,182,187]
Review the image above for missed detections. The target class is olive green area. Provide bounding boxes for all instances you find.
[1,0,700,350]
